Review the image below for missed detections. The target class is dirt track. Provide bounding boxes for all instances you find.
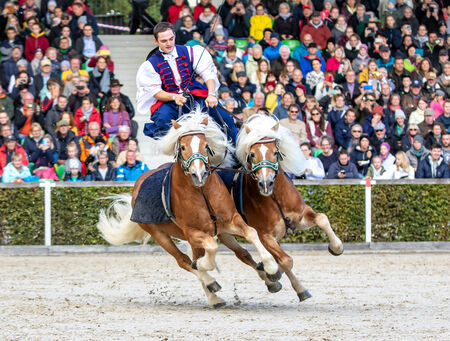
[0,251,449,340]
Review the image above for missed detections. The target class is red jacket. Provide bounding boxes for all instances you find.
[74,106,102,137]
[24,32,49,61]
[300,21,331,51]
[193,4,216,21]
[167,4,187,24]
[0,143,29,176]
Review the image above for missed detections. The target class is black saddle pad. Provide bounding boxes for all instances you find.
[130,165,173,224]
[218,170,245,219]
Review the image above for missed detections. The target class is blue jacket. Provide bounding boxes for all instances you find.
[327,107,348,131]
[116,160,149,181]
[416,156,450,178]
[293,43,323,63]
[263,43,282,63]
[377,57,395,71]
[334,119,356,149]
[299,55,325,77]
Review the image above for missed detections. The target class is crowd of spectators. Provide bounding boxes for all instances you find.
[0,0,147,183]
[160,0,450,179]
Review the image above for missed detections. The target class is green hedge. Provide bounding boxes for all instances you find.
[0,185,448,245]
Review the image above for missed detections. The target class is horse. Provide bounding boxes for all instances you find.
[217,114,344,302]
[97,108,280,308]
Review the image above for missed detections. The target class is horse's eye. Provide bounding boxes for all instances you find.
[274,151,278,157]
[181,145,186,151]
[250,152,255,158]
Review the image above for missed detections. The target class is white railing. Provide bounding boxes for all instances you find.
[1,179,449,245]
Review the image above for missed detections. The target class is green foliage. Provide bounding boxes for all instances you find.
[91,0,161,25]
[0,185,448,245]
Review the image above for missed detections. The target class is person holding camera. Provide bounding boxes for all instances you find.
[327,149,359,179]
[68,79,95,113]
[14,91,42,137]
[224,1,250,38]
[79,121,111,164]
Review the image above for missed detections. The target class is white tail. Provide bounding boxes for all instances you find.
[97,194,151,245]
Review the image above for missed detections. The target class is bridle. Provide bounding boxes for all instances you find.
[176,131,214,175]
[247,138,284,180]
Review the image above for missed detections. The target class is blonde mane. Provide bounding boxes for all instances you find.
[236,114,306,175]
[157,105,234,167]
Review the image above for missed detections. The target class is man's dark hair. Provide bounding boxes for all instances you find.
[226,45,236,53]
[300,141,311,149]
[339,149,349,156]
[431,143,442,150]
[288,104,300,111]
[84,23,92,30]
[154,22,174,40]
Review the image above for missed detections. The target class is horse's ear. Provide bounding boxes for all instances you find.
[272,123,279,131]
[201,116,208,126]
[171,120,181,129]
[244,124,251,134]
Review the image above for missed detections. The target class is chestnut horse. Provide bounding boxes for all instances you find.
[98,110,280,308]
[218,114,344,302]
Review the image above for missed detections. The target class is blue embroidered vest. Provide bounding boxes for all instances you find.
[148,45,208,95]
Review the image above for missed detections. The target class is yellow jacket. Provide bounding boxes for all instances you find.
[250,15,272,41]
[265,92,279,113]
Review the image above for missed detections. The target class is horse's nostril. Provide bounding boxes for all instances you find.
[268,181,274,188]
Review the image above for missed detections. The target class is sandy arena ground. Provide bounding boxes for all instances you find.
[0,251,449,340]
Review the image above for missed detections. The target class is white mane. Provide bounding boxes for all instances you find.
[236,114,306,175]
[158,105,234,167]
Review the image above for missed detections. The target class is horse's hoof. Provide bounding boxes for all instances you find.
[191,260,198,270]
[207,281,222,293]
[266,269,282,282]
[213,301,226,309]
[256,262,264,271]
[328,245,344,256]
[298,290,312,302]
[267,281,282,293]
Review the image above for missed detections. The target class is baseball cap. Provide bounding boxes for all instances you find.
[218,86,232,94]
[236,71,247,78]
[5,135,16,142]
[302,4,312,9]
[394,109,406,120]
[379,45,390,53]
[40,59,51,67]
[412,79,421,88]
[57,120,69,127]
[424,108,434,116]
[308,42,318,49]
[372,105,384,116]
[270,32,280,40]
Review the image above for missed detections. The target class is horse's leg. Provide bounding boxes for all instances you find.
[222,214,280,281]
[144,226,225,308]
[218,233,282,293]
[184,228,218,273]
[299,206,344,256]
[258,232,312,302]
[192,247,222,294]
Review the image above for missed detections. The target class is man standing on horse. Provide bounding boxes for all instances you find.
[136,22,238,142]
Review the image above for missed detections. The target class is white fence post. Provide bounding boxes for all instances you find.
[364,178,373,243]
[40,182,55,246]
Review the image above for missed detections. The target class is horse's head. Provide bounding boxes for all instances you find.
[245,123,282,196]
[172,117,213,187]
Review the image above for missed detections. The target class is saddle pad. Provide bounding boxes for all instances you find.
[130,165,173,224]
[218,170,245,219]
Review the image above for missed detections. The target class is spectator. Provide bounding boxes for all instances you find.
[116,150,149,181]
[363,104,390,137]
[300,11,331,51]
[24,23,49,62]
[249,4,272,41]
[249,59,270,92]
[103,98,131,137]
[230,72,256,104]
[300,141,325,179]
[418,108,435,137]
[208,25,228,52]
[273,92,293,121]
[45,95,68,137]
[60,111,78,136]
[402,123,421,152]
[9,67,36,101]
[115,138,145,167]
[350,134,374,177]
[406,135,429,171]
[1,152,34,183]
[0,26,24,62]
[74,23,103,62]
[64,158,84,181]
[87,150,116,181]
[79,122,111,163]
[0,123,19,147]
[175,15,199,45]
[441,132,450,167]
[263,32,282,63]
[100,79,135,119]
[306,107,333,149]
[224,1,250,38]
[424,122,444,150]
[317,135,338,175]
[305,59,324,92]
[390,110,408,154]
[378,142,395,170]
[68,79,95,113]
[74,96,101,137]
[409,98,430,125]
[54,119,79,166]
[69,1,99,37]
[271,45,300,78]
[219,45,241,85]
[30,134,58,180]
[326,46,345,73]
[193,0,216,22]
[327,149,359,179]
[61,56,89,83]
[327,94,348,131]
[0,134,28,177]
[84,134,116,171]
[365,156,387,180]
[14,92,43,137]
[376,45,394,71]
[279,104,307,144]
[111,125,132,157]
[0,86,15,120]
[381,151,414,179]
[87,45,114,73]
[167,0,188,24]
[34,59,59,98]
[299,43,326,77]
[22,122,44,161]
[437,100,450,130]
[401,80,425,115]
[273,2,298,41]
[49,13,72,46]
[88,56,113,99]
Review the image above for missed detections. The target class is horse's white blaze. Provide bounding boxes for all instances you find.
[259,144,269,179]
[190,135,204,177]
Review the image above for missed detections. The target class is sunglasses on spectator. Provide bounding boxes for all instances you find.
[409,128,418,131]
[311,112,321,116]
[352,130,362,133]
[289,110,299,113]
[375,129,384,132]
